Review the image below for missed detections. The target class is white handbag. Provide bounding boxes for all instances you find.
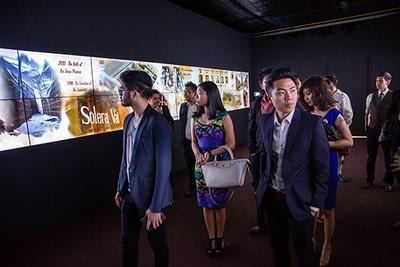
[202,145,249,189]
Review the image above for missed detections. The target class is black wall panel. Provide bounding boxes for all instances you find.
[250,14,400,135]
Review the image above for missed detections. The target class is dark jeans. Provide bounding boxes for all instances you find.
[263,188,316,267]
[366,127,394,184]
[121,194,169,267]
[183,139,196,191]
[249,153,267,231]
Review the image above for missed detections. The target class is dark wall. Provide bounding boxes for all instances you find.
[0,0,250,243]
[250,14,400,136]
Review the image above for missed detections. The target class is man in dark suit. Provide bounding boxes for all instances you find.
[148,89,174,130]
[115,70,173,267]
[256,68,329,267]
[179,81,198,197]
[362,72,393,192]
[247,67,274,235]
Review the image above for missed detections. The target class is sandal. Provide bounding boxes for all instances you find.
[206,238,216,255]
[215,237,225,255]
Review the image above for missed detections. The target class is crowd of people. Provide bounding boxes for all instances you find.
[113,68,399,267]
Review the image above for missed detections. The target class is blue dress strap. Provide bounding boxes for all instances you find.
[324,108,341,125]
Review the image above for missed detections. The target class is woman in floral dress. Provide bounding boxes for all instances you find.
[191,81,235,255]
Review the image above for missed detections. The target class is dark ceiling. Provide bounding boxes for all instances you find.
[167,0,400,35]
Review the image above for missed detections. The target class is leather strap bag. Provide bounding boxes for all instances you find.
[202,145,249,189]
[322,119,341,141]
[322,119,347,156]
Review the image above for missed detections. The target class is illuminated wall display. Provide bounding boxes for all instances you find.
[0,47,250,151]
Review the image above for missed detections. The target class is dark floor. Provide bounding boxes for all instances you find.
[2,139,400,267]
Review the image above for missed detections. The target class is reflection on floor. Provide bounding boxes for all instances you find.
[3,139,400,267]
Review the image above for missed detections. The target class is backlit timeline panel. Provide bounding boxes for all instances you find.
[19,50,94,98]
[0,48,249,152]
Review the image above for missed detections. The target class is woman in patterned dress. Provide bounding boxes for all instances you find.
[300,76,353,266]
[191,81,235,255]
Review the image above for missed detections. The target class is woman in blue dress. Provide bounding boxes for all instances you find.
[191,81,235,256]
[300,76,353,266]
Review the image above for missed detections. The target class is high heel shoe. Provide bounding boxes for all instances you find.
[215,237,224,255]
[206,238,216,255]
[319,245,331,266]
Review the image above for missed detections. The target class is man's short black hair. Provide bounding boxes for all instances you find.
[324,75,338,87]
[377,72,392,81]
[258,67,274,84]
[149,89,161,98]
[119,70,153,99]
[184,81,197,92]
[266,67,297,95]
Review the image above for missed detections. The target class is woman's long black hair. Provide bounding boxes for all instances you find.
[195,81,226,119]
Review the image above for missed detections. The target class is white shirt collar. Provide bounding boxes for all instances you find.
[132,113,143,128]
[379,88,390,96]
[274,108,295,125]
[333,88,342,95]
[187,101,197,108]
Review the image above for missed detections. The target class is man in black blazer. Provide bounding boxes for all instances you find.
[257,68,329,267]
[115,70,173,267]
[363,72,394,192]
[179,81,198,197]
[247,67,274,235]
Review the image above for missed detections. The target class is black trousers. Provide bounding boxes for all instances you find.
[366,127,394,184]
[121,195,169,267]
[183,139,196,191]
[263,188,316,267]
[249,153,267,231]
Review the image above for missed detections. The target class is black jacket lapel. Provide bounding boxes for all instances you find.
[283,108,302,158]
[129,106,151,165]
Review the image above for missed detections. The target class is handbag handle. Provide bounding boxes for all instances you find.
[210,145,234,162]
[220,145,234,160]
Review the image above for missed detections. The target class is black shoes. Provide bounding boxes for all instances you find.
[384,183,393,192]
[248,225,262,235]
[206,238,216,255]
[215,237,224,255]
[361,182,393,192]
[206,237,224,255]
[361,182,373,189]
